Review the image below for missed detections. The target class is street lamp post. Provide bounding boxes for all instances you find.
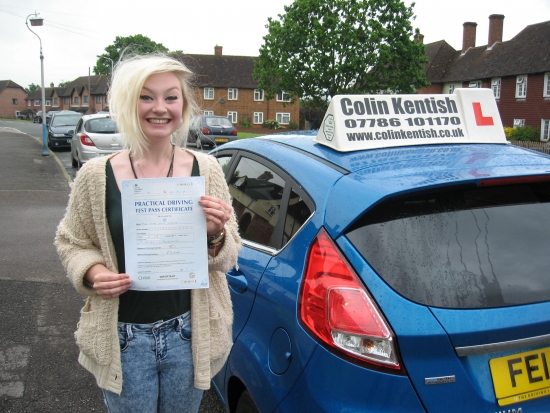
[26,12,49,156]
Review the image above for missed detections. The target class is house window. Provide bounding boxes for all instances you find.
[204,110,214,115]
[227,111,237,123]
[544,73,550,97]
[468,80,482,88]
[516,75,527,98]
[276,113,290,124]
[96,95,102,104]
[204,88,214,100]
[64,97,70,104]
[12,98,18,104]
[491,78,501,99]
[446,83,461,94]
[228,88,238,100]
[54,97,58,105]
[74,96,79,104]
[541,120,550,141]
[83,95,89,104]
[254,89,264,101]
[254,112,264,124]
[45,100,51,106]
[513,119,525,128]
[277,91,291,102]
[28,100,31,107]
[34,100,40,106]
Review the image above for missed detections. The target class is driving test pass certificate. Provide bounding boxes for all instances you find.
[121,177,209,291]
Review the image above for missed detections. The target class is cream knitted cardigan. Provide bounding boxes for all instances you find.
[55,150,241,394]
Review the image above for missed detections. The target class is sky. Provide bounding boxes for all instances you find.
[1,0,549,90]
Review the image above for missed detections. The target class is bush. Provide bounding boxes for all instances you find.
[263,119,283,129]
[508,126,540,142]
[503,127,514,139]
[240,118,252,128]
[288,121,299,130]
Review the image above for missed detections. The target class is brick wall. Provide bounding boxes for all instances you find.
[0,88,28,118]
[497,73,550,129]
[194,88,300,128]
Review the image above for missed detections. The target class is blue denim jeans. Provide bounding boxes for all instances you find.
[102,312,204,413]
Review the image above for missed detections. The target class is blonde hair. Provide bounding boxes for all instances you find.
[108,54,199,158]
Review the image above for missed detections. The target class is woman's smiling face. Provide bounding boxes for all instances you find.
[138,72,184,141]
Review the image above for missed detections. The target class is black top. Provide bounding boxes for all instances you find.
[105,156,200,323]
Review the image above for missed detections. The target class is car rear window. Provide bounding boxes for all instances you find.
[346,178,550,309]
[206,117,232,127]
[85,118,118,133]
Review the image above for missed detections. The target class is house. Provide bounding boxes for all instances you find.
[175,46,300,129]
[17,46,299,128]
[419,15,550,141]
[0,80,29,118]
[25,75,110,116]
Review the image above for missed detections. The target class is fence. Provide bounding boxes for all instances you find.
[509,140,550,155]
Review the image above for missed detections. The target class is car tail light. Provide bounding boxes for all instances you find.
[80,133,95,147]
[201,127,211,135]
[299,228,401,371]
[231,129,238,135]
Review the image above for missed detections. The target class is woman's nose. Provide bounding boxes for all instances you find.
[152,102,167,114]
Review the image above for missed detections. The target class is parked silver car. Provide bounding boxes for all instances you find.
[70,113,122,168]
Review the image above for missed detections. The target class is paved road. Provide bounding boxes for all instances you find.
[0,120,225,413]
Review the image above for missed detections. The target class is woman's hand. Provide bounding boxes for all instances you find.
[85,264,132,299]
[199,195,232,236]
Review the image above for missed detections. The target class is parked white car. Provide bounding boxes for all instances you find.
[70,113,122,168]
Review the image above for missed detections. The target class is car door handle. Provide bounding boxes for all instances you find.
[226,268,247,294]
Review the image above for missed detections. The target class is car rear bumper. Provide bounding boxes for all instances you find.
[275,345,425,413]
[79,148,121,163]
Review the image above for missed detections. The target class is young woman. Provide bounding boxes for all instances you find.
[55,54,241,413]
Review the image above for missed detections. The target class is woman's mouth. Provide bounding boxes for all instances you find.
[148,118,170,124]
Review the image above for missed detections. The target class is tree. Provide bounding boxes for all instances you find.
[253,0,430,108]
[58,81,68,87]
[26,83,39,94]
[94,35,169,75]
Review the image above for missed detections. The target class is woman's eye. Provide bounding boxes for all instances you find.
[139,95,152,101]
[166,96,178,101]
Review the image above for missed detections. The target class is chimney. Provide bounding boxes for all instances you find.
[414,33,424,44]
[214,45,223,56]
[50,82,54,88]
[462,22,477,52]
[488,14,504,46]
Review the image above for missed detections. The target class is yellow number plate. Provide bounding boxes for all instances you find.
[215,138,228,143]
[490,346,550,406]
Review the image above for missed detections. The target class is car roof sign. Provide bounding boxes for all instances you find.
[315,88,507,152]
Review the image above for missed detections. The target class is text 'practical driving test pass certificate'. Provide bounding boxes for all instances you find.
[121,177,209,291]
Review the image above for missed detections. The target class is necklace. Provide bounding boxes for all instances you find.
[129,144,175,179]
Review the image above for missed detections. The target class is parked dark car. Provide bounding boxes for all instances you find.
[33,110,58,124]
[188,115,237,149]
[47,110,82,149]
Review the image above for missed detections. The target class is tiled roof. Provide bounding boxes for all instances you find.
[176,54,259,89]
[425,20,550,83]
[26,87,55,100]
[0,80,26,94]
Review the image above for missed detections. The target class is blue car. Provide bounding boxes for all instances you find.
[210,90,550,413]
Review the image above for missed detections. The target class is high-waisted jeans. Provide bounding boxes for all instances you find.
[102,312,203,413]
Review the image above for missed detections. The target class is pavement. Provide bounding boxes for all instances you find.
[0,129,224,412]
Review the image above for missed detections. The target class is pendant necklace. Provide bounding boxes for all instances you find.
[129,144,175,179]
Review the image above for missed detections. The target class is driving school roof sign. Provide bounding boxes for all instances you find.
[315,89,507,152]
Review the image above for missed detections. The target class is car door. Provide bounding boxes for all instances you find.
[215,151,285,340]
